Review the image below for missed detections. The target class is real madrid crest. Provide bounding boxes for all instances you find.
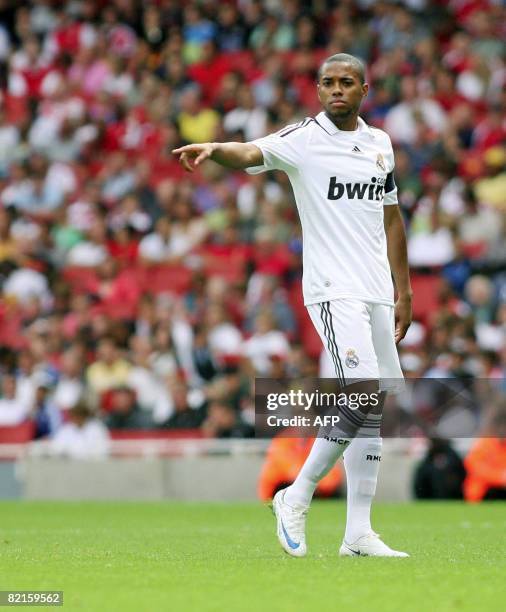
[376,153,386,172]
[345,349,359,369]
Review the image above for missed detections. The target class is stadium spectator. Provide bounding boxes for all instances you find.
[164,379,205,430]
[52,346,85,413]
[66,217,108,267]
[90,256,141,317]
[86,336,131,396]
[413,438,466,499]
[384,75,447,145]
[31,374,61,439]
[205,303,243,361]
[51,401,110,459]
[150,322,179,379]
[104,386,154,430]
[244,275,296,336]
[201,400,253,438]
[138,216,177,264]
[177,87,220,144]
[243,309,290,375]
[126,335,173,424]
[0,0,502,444]
[3,263,52,307]
[0,372,30,426]
[223,86,267,141]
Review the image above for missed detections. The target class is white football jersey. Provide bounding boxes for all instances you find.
[246,111,398,306]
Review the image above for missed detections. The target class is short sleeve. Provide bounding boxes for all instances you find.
[246,123,304,175]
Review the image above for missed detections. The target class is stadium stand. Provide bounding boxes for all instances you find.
[0,0,503,493]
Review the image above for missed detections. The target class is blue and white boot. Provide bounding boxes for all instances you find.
[272,488,308,558]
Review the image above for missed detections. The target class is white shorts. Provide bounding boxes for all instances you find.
[307,299,404,392]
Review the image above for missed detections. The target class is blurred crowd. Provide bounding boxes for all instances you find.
[0,0,504,446]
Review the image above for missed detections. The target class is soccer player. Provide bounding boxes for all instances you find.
[173,53,412,558]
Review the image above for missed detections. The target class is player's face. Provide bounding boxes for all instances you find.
[317,63,368,119]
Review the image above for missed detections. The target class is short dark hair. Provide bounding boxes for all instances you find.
[317,53,366,84]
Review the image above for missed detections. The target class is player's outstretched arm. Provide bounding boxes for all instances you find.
[384,204,413,344]
[172,142,263,172]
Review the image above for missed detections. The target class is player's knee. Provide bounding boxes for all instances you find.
[343,379,381,414]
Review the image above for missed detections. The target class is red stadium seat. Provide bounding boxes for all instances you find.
[461,242,487,259]
[288,283,322,359]
[196,245,250,283]
[3,94,29,125]
[0,306,24,349]
[227,50,256,78]
[142,264,193,295]
[0,420,35,443]
[410,274,442,323]
[203,257,247,283]
[62,267,97,293]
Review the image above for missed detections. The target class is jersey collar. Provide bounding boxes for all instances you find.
[314,112,374,138]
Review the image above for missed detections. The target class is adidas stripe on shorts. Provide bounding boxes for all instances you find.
[307,298,404,392]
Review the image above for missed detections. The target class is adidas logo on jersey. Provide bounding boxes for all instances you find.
[352,146,362,153]
[327,176,386,202]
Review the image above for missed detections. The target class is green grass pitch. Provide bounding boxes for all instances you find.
[0,501,505,611]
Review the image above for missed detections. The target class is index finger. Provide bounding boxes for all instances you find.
[172,145,194,154]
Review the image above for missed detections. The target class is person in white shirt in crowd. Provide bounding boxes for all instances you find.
[138,216,176,263]
[236,171,284,220]
[66,216,108,267]
[205,303,243,362]
[52,347,85,413]
[243,309,291,375]
[108,193,151,234]
[127,335,173,424]
[99,151,137,204]
[408,181,456,268]
[50,401,110,459]
[149,323,179,379]
[0,373,31,426]
[384,75,446,145]
[223,86,267,142]
[3,264,53,308]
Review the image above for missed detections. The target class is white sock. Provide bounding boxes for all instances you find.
[343,436,382,544]
[283,437,350,508]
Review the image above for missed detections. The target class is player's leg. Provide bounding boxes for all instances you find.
[284,299,380,505]
[342,394,384,545]
[272,299,380,557]
[340,303,408,557]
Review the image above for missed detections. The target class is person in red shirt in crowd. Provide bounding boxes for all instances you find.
[187,40,232,104]
[12,35,53,99]
[90,257,141,320]
[252,226,292,278]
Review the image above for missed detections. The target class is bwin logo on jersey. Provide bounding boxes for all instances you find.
[327,177,385,201]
